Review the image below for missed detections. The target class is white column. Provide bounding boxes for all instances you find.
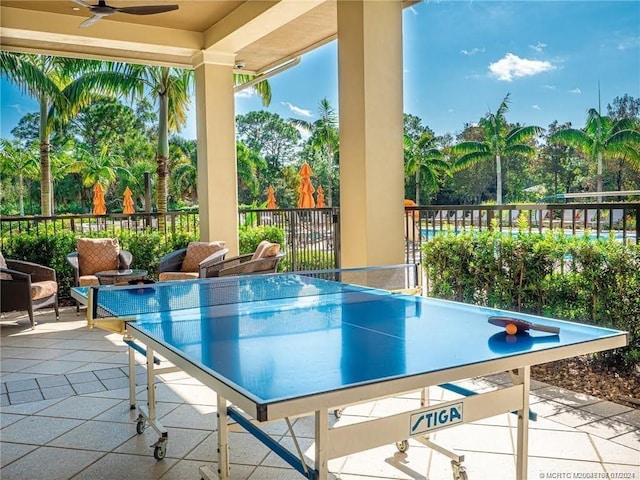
[193,54,239,255]
[337,0,405,267]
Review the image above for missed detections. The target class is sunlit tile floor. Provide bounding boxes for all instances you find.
[1,307,638,480]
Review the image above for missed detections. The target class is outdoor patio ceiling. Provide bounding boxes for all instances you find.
[2,0,354,73]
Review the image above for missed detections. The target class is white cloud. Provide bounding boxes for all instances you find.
[617,36,640,50]
[9,103,26,115]
[234,89,256,99]
[543,85,556,90]
[531,104,540,110]
[281,101,313,118]
[529,42,547,53]
[460,47,485,56]
[569,88,582,94]
[488,53,555,81]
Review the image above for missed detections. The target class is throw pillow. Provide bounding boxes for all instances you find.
[181,241,227,272]
[77,238,120,276]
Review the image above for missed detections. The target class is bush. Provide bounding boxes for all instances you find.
[238,225,285,254]
[0,226,287,296]
[422,230,640,370]
[279,250,335,272]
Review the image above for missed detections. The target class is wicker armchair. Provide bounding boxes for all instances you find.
[66,238,133,313]
[0,255,59,329]
[66,249,133,287]
[203,241,285,278]
[158,242,228,281]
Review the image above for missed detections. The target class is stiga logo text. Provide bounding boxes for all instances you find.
[410,403,463,435]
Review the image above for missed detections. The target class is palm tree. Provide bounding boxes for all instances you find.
[0,139,39,215]
[123,66,271,226]
[451,94,542,204]
[169,136,197,204]
[68,144,132,207]
[549,109,640,194]
[404,133,449,205]
[290,98,339,206]
[0,52,139,216]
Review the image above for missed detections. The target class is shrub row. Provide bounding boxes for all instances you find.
[422,229,640,369]
[1,225,285,298]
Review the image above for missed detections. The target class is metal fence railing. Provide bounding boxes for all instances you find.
[403,203,640,265]
[2,202,638,270]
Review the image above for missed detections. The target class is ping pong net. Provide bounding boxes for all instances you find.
[89,264,419,321]
[293,264,420,295]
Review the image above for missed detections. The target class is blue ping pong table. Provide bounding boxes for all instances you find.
[78,272,627,480]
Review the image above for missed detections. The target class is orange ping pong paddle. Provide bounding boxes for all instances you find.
[488,316,560,335]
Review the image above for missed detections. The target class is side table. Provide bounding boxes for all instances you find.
[95,269,148,285]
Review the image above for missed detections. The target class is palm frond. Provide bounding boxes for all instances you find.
[506,125,544,144]
[504,144,537,156]
[450,141,488,155]
[452,151,493,172]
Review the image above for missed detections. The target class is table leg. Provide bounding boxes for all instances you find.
[515,366,530,480]
[146,345,156,420]
[218,393,230,479]
[128,339,136,409]
[315,409,329,479]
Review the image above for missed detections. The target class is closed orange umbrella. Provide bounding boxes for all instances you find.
[404,198,419,219]
[297,162,315,208]
[92,183,106,215]
[266,185,277,209]
[123,187,135,214]
[316,186,326,208]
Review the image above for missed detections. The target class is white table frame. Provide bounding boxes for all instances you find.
[125,321,625,480]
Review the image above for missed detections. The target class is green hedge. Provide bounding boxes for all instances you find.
[1,225,285,297]
[422,229,640,369]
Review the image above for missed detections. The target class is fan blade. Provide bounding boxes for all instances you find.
[72,0,93,8]
[79,14,105,27]
[116,5,178,15]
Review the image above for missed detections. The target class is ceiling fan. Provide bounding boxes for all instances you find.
[72,0,179,28]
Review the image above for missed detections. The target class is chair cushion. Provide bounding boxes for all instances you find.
[261,242,281,258]
[31,280,57,300]
[77,238,120,276]
[79,275,100,287]
[181,241,227,272]
[251,241,280,260]
[0,251,11,280]
[159,271,199,281]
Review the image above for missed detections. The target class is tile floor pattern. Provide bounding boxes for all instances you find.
[1,307,639,480]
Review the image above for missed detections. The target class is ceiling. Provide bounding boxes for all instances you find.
[1,1,425,75]
[0,0,346,73]
[1,1,419,73]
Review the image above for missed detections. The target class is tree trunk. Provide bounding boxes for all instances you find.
[415,168,421,205]
[495,153,503,205]
[596,152,603,203]
[326,146,333,207]
[18,174,24,216]
[156,90,170,233]
[39,98,52,216]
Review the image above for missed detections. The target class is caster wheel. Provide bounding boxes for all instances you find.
[154,444,166,460]
[396,440,409,453]
[136,420,146,434]
[451,461,468,480]
[333,408,342,418]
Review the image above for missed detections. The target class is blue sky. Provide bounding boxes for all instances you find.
[1,0,639,140]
